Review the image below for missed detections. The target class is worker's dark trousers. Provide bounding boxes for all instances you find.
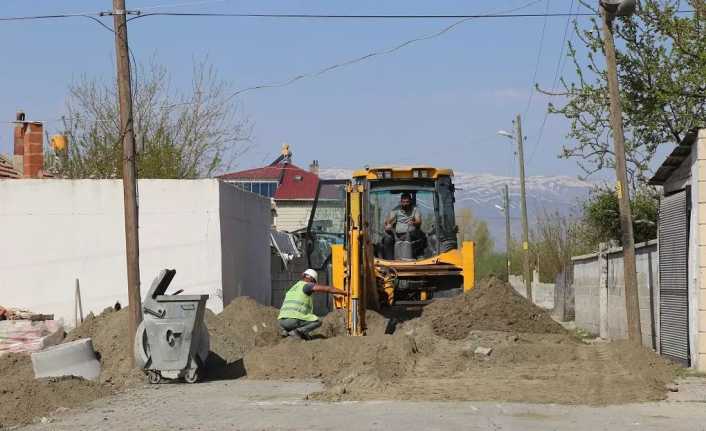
[278,318,322,336]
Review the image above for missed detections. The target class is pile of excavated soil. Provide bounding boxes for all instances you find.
[243,278,678,405]
[422,277,565,339]
[316,308,389,338]
[0,353,112,428]
[207,297,281,363]
[66,307,143,387]
[0,298,285,426]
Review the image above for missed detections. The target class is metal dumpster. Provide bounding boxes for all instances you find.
[134,269,210,383]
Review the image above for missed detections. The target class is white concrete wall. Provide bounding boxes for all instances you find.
[571,241,658,348]
[218,182,272,306]
[0,179,271,326]
[508,272,555,310]
[694,129,706,371]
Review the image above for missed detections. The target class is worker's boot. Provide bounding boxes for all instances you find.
[287,330,303,340]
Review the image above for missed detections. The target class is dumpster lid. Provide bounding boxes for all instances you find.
[147,269,177,299]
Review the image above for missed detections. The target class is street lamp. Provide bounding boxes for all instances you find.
[600,0,637,16]
[599,0,642,343]
[497,130,514,139]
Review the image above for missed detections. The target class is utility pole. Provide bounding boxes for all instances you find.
[600,2,642,343]
[113,0,142,364]
[504,184,511,282]
[515,114,532,301]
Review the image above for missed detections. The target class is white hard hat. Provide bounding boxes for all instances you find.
[303,269,318,283]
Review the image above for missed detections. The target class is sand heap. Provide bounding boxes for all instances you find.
[0,298,286,427]
[0,277,681,426]
[65,307,143,387]
[243,278,677,405]
[0,353,112,428]
[423,277,566,339]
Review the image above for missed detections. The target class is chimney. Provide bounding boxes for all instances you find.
[309,159,320,176]
[23,121,44,178]
[13,112,25,176]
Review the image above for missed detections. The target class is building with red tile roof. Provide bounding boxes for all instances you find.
[218,145,321,232]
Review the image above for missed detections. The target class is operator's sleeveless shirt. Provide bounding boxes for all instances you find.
[392,206,419,234]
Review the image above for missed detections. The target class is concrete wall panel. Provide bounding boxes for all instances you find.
[1,179,270,326]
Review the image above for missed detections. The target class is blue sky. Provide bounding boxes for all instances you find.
[0,0,652,179]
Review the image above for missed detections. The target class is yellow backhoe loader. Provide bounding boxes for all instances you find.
[305,166,474,335]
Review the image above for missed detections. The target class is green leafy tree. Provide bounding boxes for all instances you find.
[456,208,494,258]
[47,58,251,179]
[544,1,706,186]
[581,186,658,246]
[456,208,499,279]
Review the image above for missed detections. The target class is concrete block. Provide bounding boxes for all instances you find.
[700,312,706,333]
[698,354,706,373]
[698,334,706,356]
[700,247,706,268]
[474,346,493,356]
[699,185,706,205]
[700,289,706,311]
[31,338,101,381]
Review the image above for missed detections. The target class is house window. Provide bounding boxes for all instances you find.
[231,181,278,198]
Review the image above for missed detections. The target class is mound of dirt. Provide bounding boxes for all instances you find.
[244,331,419,382]
[241,278,677,405]
[65,307,143,387]
[0,353,112,428]
[422,277,565,340]
[207,297,282,364]
[316,308,389,338]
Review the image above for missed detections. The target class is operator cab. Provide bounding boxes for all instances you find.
[305,166,459,270]
[368,173,458,261]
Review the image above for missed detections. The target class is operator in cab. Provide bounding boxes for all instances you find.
[278,269,348,340]
[382,192,423,259]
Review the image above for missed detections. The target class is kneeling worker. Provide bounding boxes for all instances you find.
[278,269,348,340]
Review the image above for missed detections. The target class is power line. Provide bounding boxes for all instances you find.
[1,8,696,23]
[127,11,597,22]
[527,0,577,167]
[216,0,547,102]
[524,0,551,117]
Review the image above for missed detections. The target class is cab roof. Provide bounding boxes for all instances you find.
[352,166,454,180]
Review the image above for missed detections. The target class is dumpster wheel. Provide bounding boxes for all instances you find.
[184,367,200,384]
[148,370,162,384]
[183,355,202,384]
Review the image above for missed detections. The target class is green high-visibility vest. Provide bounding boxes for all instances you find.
[278,280,318,322]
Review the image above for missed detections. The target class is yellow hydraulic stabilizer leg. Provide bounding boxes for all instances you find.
[462,241,475,293]
[347,184,365,336]
[331,244,346,310]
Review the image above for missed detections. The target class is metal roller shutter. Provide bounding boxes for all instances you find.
[658,190,690,365]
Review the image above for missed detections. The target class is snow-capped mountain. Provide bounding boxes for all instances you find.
[319,168,596,249]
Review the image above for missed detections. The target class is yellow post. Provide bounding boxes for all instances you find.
[462,241,475,292]
[347,185,365,336]
[331,244,346,310]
